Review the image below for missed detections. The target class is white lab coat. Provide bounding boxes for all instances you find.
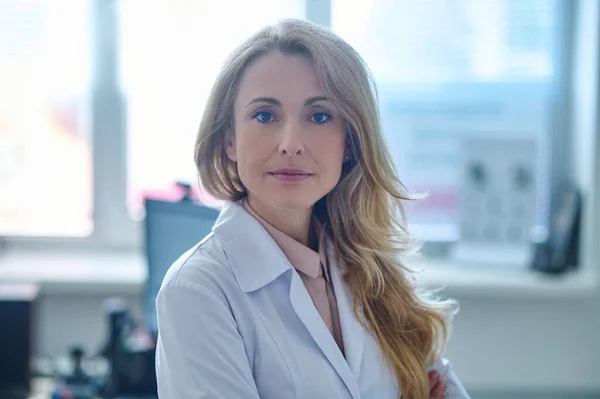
[155,201,470,398]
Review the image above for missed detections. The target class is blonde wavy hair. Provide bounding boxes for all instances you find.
[195,19,458,398]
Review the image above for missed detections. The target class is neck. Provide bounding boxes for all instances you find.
[246,195,313,247]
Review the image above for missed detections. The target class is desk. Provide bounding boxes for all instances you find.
[29,378,54,399]
[28,378,158,399]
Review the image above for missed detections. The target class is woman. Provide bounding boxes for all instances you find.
[156,19,469,399]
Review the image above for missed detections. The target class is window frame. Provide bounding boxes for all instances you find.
[2,0,135,250]
[0,0,581,255]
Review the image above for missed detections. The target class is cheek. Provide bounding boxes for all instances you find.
[312,134,346,177]
[235,130,270,179]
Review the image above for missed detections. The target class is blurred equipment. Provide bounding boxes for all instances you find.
[451,137,538,268]
[98,186,219,398]
[98,189,220,397]
[532,181,582,273]
[98,298,157,398]
[51,298,157,399]
[50,298,158,399]
[49,185,221,399]
[50,345,103,399]
[0,283,39,399]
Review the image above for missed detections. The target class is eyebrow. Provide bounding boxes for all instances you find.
[245,96,330,107]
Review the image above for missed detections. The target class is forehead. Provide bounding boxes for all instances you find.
[235,52,325,106]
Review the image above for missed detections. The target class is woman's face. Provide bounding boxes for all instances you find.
[226,52,347,211]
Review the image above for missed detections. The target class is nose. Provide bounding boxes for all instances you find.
[278,121,305,156]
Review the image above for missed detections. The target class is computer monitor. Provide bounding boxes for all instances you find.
[143,198,220,335]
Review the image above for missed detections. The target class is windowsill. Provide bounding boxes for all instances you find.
[413,259,598,299]
[0,248,597,298]
[0,248,146,295]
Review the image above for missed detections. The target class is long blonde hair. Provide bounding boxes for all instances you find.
[195,19,457,398]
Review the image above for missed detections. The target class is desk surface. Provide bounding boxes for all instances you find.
[28,379,157,399]
[29,378,54,399]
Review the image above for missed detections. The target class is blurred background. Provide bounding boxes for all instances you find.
[0,0,599,398]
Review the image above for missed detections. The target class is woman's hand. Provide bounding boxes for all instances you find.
[429,370,446,399]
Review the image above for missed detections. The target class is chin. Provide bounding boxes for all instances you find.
[270,195,317,211]
[262,187,322,211]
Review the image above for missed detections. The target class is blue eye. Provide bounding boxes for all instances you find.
[311,112,330,124]
[253,111,274,123]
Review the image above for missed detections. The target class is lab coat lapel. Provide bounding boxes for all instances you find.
[215,202,363,398]
[288,271,360,399]
[327,240,365,382]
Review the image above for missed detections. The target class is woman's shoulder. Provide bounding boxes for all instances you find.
[159,233,237,299]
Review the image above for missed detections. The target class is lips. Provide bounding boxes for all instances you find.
[268,168,313,182]
[270,168,312,176]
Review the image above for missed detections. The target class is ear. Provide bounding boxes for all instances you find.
[342,126,355,163]
[224,131,237,161]
[343,140,351,163]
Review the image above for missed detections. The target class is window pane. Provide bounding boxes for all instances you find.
[0,0,93,237]
[332,0,558,239]
[121,1,305,217]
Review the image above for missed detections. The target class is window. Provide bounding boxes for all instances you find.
[332,0,560,240]
[0,0,93,237]
[120,0,305,219]
[1,0,569,246]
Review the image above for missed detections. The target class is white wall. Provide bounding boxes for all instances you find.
[448,295,600,391]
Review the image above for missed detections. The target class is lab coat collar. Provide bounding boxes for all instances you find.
[212,201,293,293]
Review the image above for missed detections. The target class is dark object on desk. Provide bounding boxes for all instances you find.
[0,283,39,399]
[99,298,157,399]
[66,346,88,385]
[95,191,219,398]
[51,346,102,398]
[532,182,582,273]
[50,190,219,399]
[52,322,156,399]
[144,192,220,335]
